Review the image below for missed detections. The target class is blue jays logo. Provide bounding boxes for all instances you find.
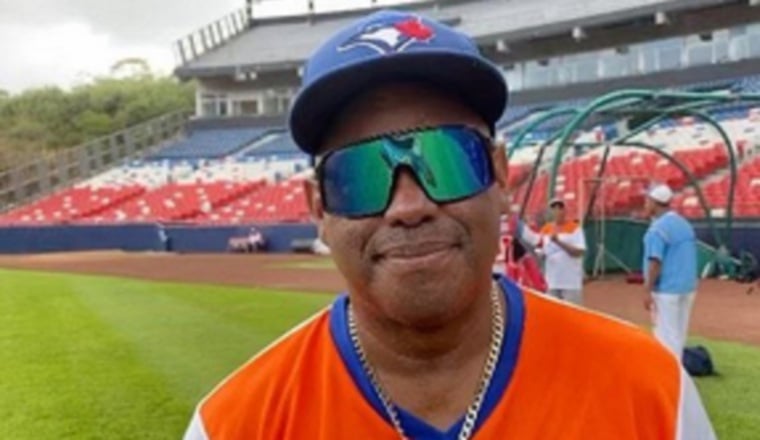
[338,16,434,55]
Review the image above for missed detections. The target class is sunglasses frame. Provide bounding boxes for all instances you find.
[314,124,496,218]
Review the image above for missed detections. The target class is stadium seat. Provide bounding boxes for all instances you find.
[197,178,310,224]
[240,132,305,159]
[89,181,264,223]
[148,128,271,160]
[0,185,145,225]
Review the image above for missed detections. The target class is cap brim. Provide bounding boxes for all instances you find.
[649,195,672,204]
[289,51,508,154]
[549,199,565,208]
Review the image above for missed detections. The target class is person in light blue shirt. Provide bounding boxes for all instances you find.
[642,183,698,357]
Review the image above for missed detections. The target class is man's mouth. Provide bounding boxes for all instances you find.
[375,241,460,261]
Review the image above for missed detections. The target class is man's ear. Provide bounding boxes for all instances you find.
[304,178,329,244]
[491,140,511,215]
[491,140,509,189]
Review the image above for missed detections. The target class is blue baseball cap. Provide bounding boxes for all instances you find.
[289,9,508,154]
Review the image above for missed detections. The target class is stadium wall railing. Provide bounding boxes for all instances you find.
[0,223,316,254]
[1,220,755,267]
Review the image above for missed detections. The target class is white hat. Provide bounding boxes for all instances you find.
[647,183,673,204]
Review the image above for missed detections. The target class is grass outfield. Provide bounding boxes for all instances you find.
[0,269,333,440]
[1,269,758,439]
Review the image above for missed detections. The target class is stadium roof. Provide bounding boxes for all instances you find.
[174,0,730,79]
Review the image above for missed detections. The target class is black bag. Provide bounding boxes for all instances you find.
[682,345,715,377]
[736,251,760,284]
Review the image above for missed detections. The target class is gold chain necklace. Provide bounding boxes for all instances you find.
[347,283,504,440]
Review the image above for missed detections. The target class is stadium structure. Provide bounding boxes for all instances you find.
[1,0,759,278]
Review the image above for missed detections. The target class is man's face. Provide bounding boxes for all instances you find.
[643,197,655,218]
[305,83,509,328]
[551,204,565,223]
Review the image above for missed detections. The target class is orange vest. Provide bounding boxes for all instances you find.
[185,276,711,440]
[538,220,581,242]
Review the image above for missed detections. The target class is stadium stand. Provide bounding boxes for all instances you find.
[0,149,310,225]
[674,154,760,219]
[497,105,534,131]
[196,177,310,224]
[148,128,270,159]
[81,154,309,223]
[239,131,303,159]
[2,99,757,226]
[86,160,185,188]
[89,181,264,223]
[0,185,145,225]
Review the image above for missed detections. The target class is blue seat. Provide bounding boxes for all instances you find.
[242,132,305,159]
[149,128,271,159]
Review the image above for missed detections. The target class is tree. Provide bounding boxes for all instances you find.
[0,68,193,163]
[75,110,115,137]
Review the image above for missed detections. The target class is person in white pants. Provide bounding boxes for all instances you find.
[642,184,699,358]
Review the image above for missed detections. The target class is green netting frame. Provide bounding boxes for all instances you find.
[507,89,759,275]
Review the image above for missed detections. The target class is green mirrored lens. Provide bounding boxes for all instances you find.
[320,139,393,217]
[414,127,493,201]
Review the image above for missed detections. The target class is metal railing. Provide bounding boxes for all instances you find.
[0,110,191,212]
[173,8,250,66]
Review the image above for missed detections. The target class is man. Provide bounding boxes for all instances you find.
[247,226,266,252]
[642,183,699,358]
[518,198,586,305]
[156,222,172,252]
[311,236,331,255]
[185,10,714,439]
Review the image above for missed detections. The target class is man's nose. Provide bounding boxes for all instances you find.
[383,168,438,227]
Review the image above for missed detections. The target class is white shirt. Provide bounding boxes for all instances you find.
[520,221,586,290]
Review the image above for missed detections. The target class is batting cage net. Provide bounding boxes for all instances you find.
[579,175,651,279]
[505,88,758,280]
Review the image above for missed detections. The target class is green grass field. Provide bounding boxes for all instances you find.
[1,268,758,439]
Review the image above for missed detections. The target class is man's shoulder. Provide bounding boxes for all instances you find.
[670,212,696,234]
[511,289,706,439]
[559,220,582,234]
[539,223,554,234]
[522,290,679,376]
[568,220,584,235]
[658,212,695,241]
[658,211,691,228]
[647,216,671,239]
[196,308,334,433]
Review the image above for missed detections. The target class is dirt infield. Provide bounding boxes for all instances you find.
[1,251,758,346]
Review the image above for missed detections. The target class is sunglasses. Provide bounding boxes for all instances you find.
[315,125,495,218]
